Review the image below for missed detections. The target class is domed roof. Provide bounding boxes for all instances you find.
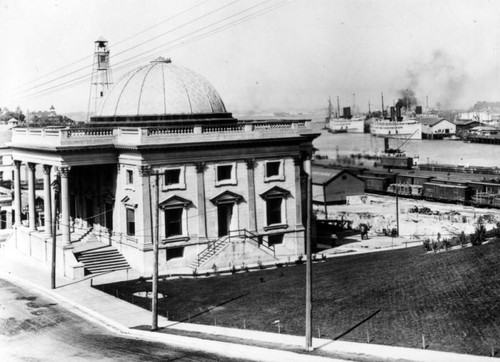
[98,57,227,117]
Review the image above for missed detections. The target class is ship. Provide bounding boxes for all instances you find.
[370,104,422,140]
[325,98,364,133]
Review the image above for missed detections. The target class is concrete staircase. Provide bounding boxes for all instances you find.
[75,246,130,275]
[189,234,231,270]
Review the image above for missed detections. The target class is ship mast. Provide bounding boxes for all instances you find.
[337,96,341,118]
[381,92,385,117]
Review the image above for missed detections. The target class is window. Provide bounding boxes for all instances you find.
[159,195,192,242]
[217,165,232,181]
[266,161,281,177]
[165,208,183,237]
[268,234,284,246]
[166,247,184,261]
[264,160,284,182]
[260,186,290,231]
[126,170,133,185]
[165,169,181,186]
[126,208,135,236]
[215,163,236,186]
[266,198,282,225]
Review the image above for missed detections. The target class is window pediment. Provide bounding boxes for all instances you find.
[210,190,243,205]
[260,186,290,200]
[159,195,192,210]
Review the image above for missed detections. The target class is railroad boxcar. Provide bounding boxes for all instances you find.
[358,175,388,193]
[422,182,473,204]
[387,183,423,197]
[468,181,500,195]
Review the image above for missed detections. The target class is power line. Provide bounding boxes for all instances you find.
[12,0,291,103]
[9,0,214,94]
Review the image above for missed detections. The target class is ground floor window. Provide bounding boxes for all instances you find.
[165,207,183,237]
[266,198,283,225]
[126,208,135,236]
[166,247,184,260]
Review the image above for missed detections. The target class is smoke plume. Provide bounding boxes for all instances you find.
[405,50,468,109]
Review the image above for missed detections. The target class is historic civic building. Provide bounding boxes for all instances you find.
[9,57,319,278]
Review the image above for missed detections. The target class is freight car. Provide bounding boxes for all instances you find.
[387,183,423,197]
[422,182,473,204]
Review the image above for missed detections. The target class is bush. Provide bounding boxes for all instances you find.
[471,225,486,246]
[257,260,265,269]
[295,254,304,265]
[423,239,432,252]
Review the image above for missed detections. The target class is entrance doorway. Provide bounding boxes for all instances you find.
[217,203,233,237]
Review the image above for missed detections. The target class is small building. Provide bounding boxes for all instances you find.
[419,117,456,139]
[312,167,365,205]
[454,119,481,133]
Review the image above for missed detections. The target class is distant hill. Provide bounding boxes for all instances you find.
[61,111,90,124]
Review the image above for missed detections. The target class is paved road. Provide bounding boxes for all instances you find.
[0,278,248,362]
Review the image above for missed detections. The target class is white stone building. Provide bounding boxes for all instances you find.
[8,58,319,278]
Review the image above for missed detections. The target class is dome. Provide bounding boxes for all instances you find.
[98,57,227,118]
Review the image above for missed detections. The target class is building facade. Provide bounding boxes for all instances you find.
[8,58,319,277]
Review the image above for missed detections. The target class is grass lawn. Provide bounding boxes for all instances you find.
[96,241,500,357]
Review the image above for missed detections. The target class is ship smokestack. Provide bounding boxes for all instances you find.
[384,138,389,153]
[390,106,395,121]
[343,107,351,119]
[416,106,422,115]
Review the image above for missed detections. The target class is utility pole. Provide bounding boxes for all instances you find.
[304,155,313,351]
[151,171,160,331]
[50,177,60,290]
[396,186,399,237]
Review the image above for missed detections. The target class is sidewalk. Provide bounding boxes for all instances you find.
[0,243,494,362]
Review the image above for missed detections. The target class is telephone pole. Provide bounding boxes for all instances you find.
[151,172,160,331]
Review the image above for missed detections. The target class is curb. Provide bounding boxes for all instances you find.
[0,269,346,362]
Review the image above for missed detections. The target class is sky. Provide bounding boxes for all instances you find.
[1,0,500,116]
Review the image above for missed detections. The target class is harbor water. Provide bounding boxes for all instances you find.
[311,120,499,168]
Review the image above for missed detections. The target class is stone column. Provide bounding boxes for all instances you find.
[195,163,207,240]
[60,166,71,246]
[43,165,52,236]
[27,162,36,231]
[13,160,22,226]
[138,165,152,246]
[245,159,257,232]
[294,156,304,227]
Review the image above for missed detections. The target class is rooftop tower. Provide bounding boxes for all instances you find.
[87,37,113,121]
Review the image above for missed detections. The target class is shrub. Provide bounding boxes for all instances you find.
[422,239,432,252]
[212,263,218,274]
[257,259,265,269]
[471,225,486,246]
[295,254,304,264]
[275,262,284,268]
[231,265,237,275]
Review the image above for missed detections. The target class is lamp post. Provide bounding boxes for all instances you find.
[51,177,60,290]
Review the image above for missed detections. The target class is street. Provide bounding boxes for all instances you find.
[0,278,247,362]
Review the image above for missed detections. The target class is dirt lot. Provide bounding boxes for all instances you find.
[318,194,500,242]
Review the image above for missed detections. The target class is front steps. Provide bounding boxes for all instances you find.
[75,246,130,275]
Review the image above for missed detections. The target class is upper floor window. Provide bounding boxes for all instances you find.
[215,163,237,186]
[264,160,284,182]
[163,167,185,191]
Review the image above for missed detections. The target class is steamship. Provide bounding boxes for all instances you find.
[370,104,422,140]
[326,100,364,133]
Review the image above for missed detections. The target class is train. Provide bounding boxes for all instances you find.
[359,169,500,207]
